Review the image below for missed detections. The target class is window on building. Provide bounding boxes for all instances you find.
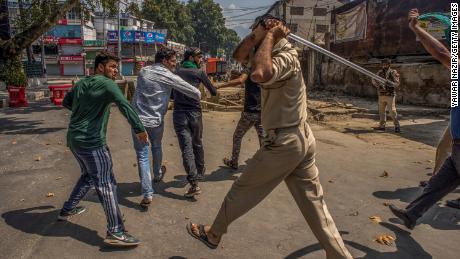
[290,6,304,16]
[67,7,80,20]
[313,8,328,17]
[120,19,128,27]
[316,24,329,33]
[287,23,298,33]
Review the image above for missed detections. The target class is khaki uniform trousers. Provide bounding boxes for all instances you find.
[378,95,400,127]
[210,122,352,259]
[434,123,452,174]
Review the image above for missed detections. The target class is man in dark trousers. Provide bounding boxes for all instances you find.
[389,8,455,229]
[173,47,217,198]
[218,69,264,170]
[60,52,148,247]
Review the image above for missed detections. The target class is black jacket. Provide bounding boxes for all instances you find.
[173,67,217,111]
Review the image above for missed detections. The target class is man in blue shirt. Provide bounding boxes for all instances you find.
[389,9,457,229]
[131,47,201,208]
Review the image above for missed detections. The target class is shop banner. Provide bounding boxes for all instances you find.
[154,33,165,44]
[58,38,83,45]
[60,55,83,64]
[135,31,145,42]
[121,30,135,43]
[144,32,155,44]
[107,31,118,43]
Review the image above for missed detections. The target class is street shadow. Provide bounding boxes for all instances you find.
[0,116,65,135]
[1,206,103,247]
[284,223,432,259]
[204,166,242,182]
[374,187,460,231]
[342,119,448,147]
[1,101,64,115]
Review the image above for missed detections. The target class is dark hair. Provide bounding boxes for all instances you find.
[183,47,202,62]
[250,14,286,30]
[155,47,177,63]
[94,51,120,70]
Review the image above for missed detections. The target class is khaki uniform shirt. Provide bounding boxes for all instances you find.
[258,38,307,131]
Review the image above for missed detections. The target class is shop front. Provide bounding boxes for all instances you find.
[60,55,84,76]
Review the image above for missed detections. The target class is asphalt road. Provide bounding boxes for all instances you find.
[0,101,459,259]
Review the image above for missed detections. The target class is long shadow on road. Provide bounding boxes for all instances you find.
[373,187,460,231]
[342,119,448,147]
[1,206,103,247]
[2,206,137,252]
[284,223,432,259]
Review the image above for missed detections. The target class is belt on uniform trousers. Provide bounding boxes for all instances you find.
[453,139,460,145]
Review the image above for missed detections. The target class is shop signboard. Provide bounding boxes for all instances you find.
[121,30,135,43]
[60,55,84,64]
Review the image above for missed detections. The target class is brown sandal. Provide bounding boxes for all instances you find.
[186,222,218,249]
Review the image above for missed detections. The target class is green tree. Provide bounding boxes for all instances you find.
[141,0,194,45]
[0,0,120,86]
[187,0,239,56]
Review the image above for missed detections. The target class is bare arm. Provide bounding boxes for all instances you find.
[251,33,276,83]
[215,73,248,89]
[251,23,291,83]
[409,9,451,69]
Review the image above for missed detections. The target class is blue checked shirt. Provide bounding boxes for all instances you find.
[133,64,201,128]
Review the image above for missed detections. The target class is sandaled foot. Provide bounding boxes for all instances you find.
[186,222,219,249]
[223,157,238,170]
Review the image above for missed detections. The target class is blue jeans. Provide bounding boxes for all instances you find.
[62,147,124,233]
[132,123,165,198]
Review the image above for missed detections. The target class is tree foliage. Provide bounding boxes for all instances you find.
[141,0,240,57]
[0,0,118,86]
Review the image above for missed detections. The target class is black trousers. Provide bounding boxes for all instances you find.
[406,143,460,221]
[173,110,205,184]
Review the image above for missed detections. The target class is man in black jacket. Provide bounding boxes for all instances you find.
[174,47,218,197]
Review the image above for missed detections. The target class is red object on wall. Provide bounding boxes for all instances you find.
[206,58,219,74]
[48,84,73,105]
[57,19,68,25]
[7,86,28,107]
[58,38,83,45]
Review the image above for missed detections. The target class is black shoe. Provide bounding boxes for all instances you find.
[395,127,401,133]
[153,165,167,183]
[389,204,415,230]
[57,206,86,221]
[185,185,202,198]
[104,231,140,247]
[446,199,460,209]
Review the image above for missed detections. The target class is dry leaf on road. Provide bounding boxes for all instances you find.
[55,177,63,180]
[383,202,390,206]
[133,163,137,167]
[20,199,25,202]
[380,171,389,178]
[11,140,17,145]
[46,192,55,197]
[369,216,382,223]
[375,234,395,246]
[34,155,42,161]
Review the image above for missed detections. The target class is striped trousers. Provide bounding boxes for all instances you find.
[62,147,124,233]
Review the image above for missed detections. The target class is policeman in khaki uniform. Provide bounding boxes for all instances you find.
[372,58,401,133]
[186,14,352,259]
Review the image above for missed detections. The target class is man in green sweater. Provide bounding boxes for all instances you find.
[59,52,148,247]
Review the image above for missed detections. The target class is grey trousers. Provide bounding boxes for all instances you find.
[406,143,460,221]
